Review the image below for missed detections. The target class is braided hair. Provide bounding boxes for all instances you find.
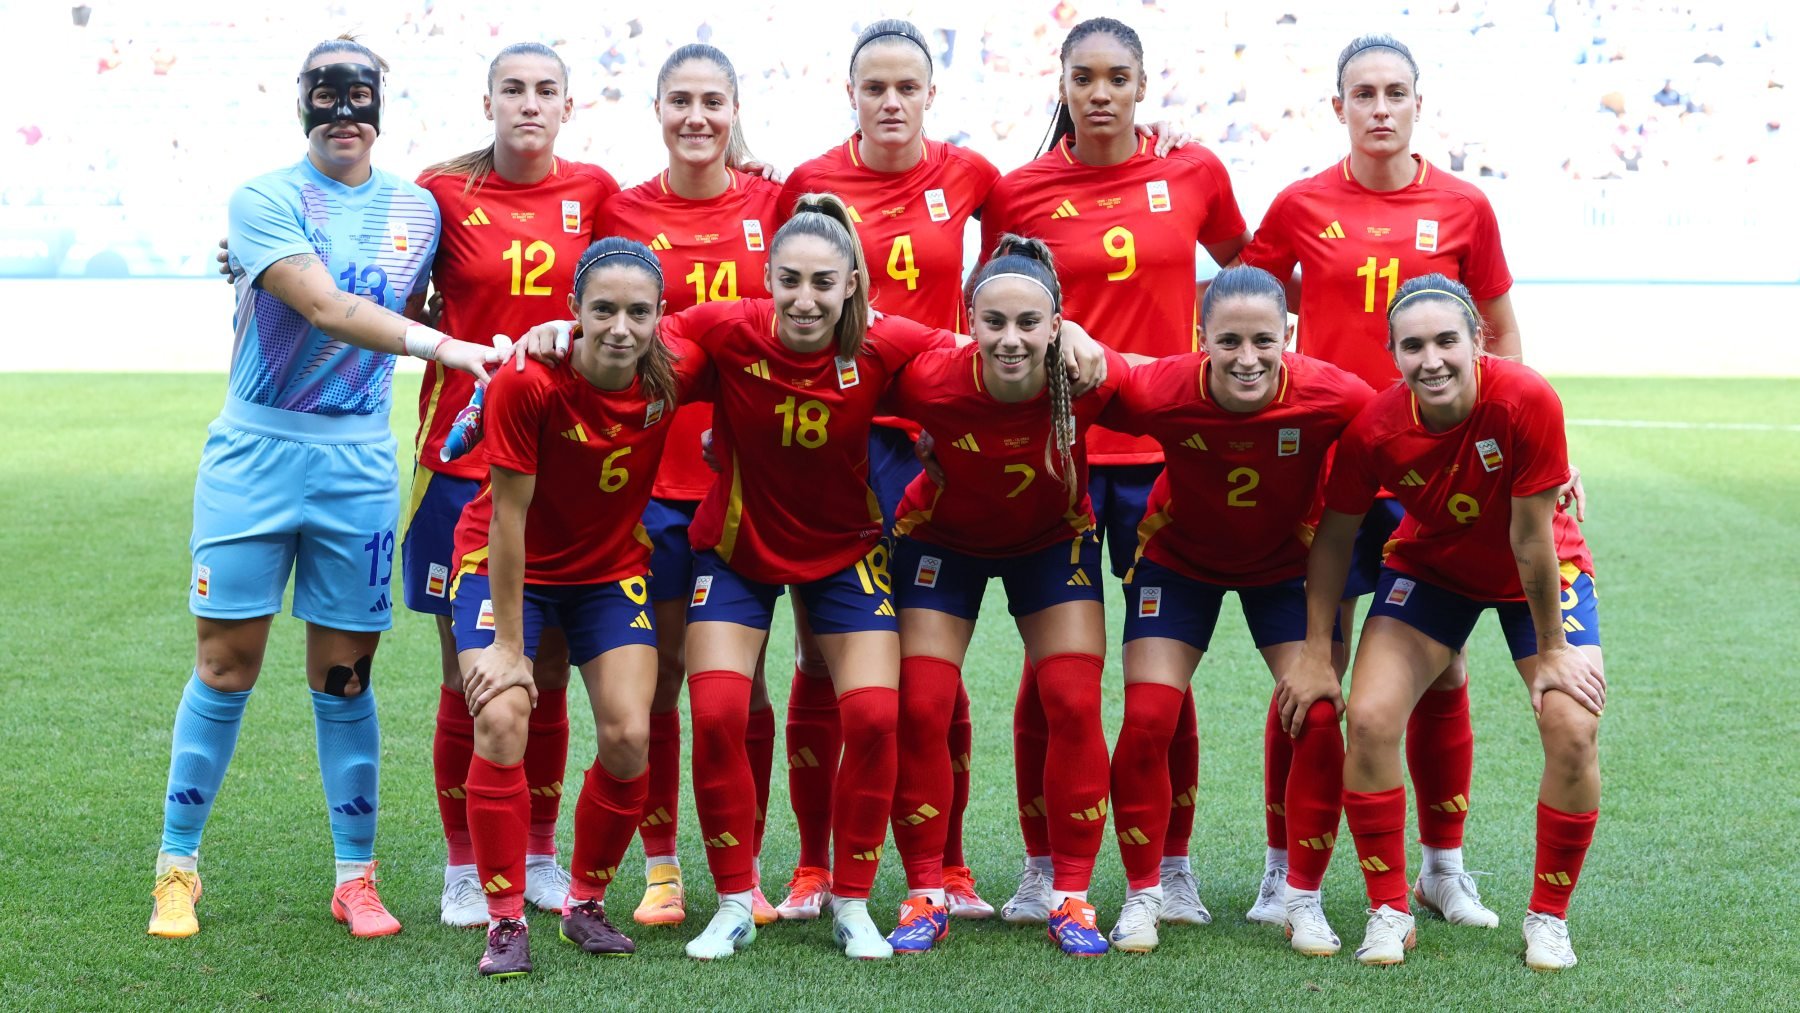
[968,234,1076,492]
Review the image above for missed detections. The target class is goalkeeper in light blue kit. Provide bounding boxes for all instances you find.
[148,35,506,940]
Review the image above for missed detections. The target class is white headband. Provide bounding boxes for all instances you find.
[971,270,1057,309]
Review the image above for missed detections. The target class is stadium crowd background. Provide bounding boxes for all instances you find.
[4,0,1796,373]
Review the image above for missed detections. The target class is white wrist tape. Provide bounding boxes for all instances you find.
[405,323,453,361]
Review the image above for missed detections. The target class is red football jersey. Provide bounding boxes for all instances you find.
[416,159,620,479]
[1324,357,1590,601]
[451,338,710,586]
[1104,353,1374,585]
[1241,156,1513,391]
[664,300,954,584]
[885,344,1128,557]
[605,168,781,501]
[982,137,1247,465]
[781,136,1000,332]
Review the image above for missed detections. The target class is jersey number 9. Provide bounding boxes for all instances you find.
[1103,226,1136,282]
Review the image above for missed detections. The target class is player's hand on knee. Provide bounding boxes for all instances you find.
[1529,643,1605,717]
[465,643,538,716]
[1277,646,1343,739]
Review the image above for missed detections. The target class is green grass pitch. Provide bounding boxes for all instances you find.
[1,374,1795,1010]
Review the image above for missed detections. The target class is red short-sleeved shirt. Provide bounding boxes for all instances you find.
[663,300,954,584]
[416,160,620,479]
[886,344,1128,557]
[983,137,1247,465]
[604,168,780,501]
[451,338,709,585]
[1104,353,1374,584]
[1324,357,1591,600]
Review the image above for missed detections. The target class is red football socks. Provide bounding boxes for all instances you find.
[1409,682,1474,848]
[433,686,477,867]
[466,753,528,920]
[688,670,756,894]
[568,762,648,903]
[1012,655,1051,857]
[1111,681,1184,891]
[945,680,973,869]
[1164,686,1200,857]
[892,656,961,889]
[746,705,775,856]
[638,708,681,856]
[1529,802,1598,918]
[1036,653,1108,892]
[831,685,899,900]
[1285,700,1345,892]
[1345,786,1410,912]
[785,668,840,870]
[1263,691,1293,849]
[524,686,569,857]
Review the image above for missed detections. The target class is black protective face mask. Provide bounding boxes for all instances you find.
[297,62,382,136]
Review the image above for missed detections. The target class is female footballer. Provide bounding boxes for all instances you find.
[603,42,785,928]
[149,37,505,940]
[1099,266,1373,954]
[1280,275,1603,971]
[452,238,709,978]
[1239,33,1523,929]
[882,235,1126,956]
[410,41,621,929]
[980,15,1249,927]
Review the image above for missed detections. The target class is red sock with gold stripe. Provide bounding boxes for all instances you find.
[785,669,839,870]
[945,680,973,868]
[1408,683,1473,848]
[1529,802,1598,917]
[1013,656,1051,858]
[831,685,899,900]
[1344,786,1410,912]
[1112,681,1183,891]
[466,753,528,920]
[433,686,477,866]
[1163,687,1200,858]
[746,705,775,856]
[638,709,680,856]
[688,670,756,895]
[1036,653,1108,892]
[569,762,648,903]
[1285,700,1345,891]
[524,686,569,857]
[893,656,960,889]
[1263,692,1293,849]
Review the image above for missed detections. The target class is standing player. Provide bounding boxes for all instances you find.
[603,43,784,929]
[1279,275,1603,971]
[410,42,621,928]
[981,15,1248,927]
[773,18,1002,921]
[1099,267,1373,954]
[1239,33,1519,928]
[452,239,710,978]
[883,237,1125,956]
[148,37,505,939]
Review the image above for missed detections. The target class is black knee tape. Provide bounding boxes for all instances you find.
[324,655,373,696]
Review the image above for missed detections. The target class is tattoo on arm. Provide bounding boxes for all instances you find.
[276,253,318,270]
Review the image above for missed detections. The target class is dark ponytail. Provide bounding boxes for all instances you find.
[1039,17,1145,157]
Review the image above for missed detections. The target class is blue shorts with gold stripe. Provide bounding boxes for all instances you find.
[1367,566,1601,660]
[1089,463,1162,579]
[451,572,657,666]
[400,464,481,617]
[1122,558,1336,652]
[686,545,897,635]
[892,531,1102,620]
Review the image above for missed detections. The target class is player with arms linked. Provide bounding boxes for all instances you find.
[411,41,621,929]
[451,239,710,978]
[1280,275,1604,971]
[981,15,1248,928]
[149,36,505,940]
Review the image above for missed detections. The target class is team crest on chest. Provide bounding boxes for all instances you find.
[743,219,765,251]
[1476,438,1504,472]
[1415,219,1439,252]
[1277,428,1300,456]
[389,222,409,253]
[836,356,860,390]
[1146,179,1171,213]
[644,400,665,427]
[562,200,582,234]
[924,188,950,222]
